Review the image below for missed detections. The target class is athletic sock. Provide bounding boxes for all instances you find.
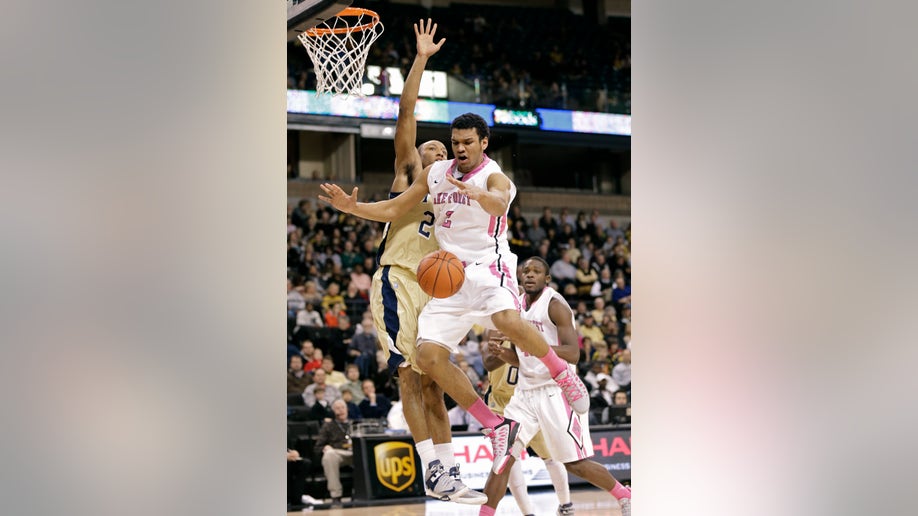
[539,347,569,377]
[468,398,503,429]
[610,480,631,500]
[478,505,496,516]
[434,442,456,469]
[544,458,571,504]
[416,439,437,471]
[508,460,534,514]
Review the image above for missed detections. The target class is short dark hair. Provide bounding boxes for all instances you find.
[523,256,550,273]
[451,113,490,141]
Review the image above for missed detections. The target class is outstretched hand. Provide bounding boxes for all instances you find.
[318,183,358,213]
[445,174,487,201]
[415,18,446,58]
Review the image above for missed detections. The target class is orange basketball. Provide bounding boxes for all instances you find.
[416,250,465,298]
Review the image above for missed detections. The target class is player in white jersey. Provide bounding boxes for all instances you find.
[478,257,632,516]
[483,343,574,516]
[369,19,485,505]
[319,113,591,477]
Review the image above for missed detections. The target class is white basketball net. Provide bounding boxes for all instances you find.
[297,8,384,96]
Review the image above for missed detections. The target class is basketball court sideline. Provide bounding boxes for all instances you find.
[287,488,623,515]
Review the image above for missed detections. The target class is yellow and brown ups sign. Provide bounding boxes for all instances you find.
[373,441,416,492]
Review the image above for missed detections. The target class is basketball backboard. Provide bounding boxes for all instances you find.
[287,0,353,41]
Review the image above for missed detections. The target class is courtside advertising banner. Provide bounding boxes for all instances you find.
[353,428,630,498]
[450,427,631,490]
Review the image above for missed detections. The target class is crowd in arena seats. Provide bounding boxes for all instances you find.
[287,2,630,114]
[286,197,631,507]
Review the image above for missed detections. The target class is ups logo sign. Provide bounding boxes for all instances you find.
[374,441,416,492]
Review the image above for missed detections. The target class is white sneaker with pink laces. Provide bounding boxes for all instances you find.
[552,368,590,414]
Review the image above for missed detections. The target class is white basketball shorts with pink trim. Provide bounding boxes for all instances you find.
[417,253,520,352]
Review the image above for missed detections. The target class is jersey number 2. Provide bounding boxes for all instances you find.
[418,211,434,238]
[441,210,455,228]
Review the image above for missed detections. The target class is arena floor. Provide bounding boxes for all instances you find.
[287,487,624,515]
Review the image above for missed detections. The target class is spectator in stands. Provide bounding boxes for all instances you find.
[572,300,590,324]
[343,282,369,323]
[566,237,582,263]
[619,304,631,329]
[591,373,618,406]
[588,373,618,425]
[302,281,324,308]
[361,255,378,277]
[303,368,342,408]
[611,276,632,317]
[508,204,527,233]
[287,336,302,364]
[575,257,598,298]
[340,364,366,404]
[324,302,347,328]
[607,339,624,366]
[591,252,610,276]
[322,282,345,312]
[549,249,577,291]
[606,219,625,244]
[289,235,304,271]
[593,267,615,302]
[508,218,533,258]
[612,349,631,393]
[526,217,546,247]
[287,448,311,511]
[349,263,372,295]
[309,386,335,422]
[609,389,631,424]
[590,340,612,367]
[561,283,580,305]
[302,343,322,371]
[602,318,620,347]
[315,399,354,507]
[538,207,558,234]
[288,355,311,394]
[288,280,306,315]
[579,314,605,348]
[321,356,348,388]
[553,224,576,251]
[291,199,312,230]
[613,236,630,261]
[534,239,553,266]
[358,379,392,419]
[590,297,608,324]
[339,240,363,270]
[340,387,362,421]
[559,207,575,227]
[583,360,605,392]
[586,209,602,237]
[612,254,631,283]
[458,358,481,387]
[456,330,485,378]
[295,302,324,331]
[347,319,378,379]
[579,239,596,264]
[578,336,595,371]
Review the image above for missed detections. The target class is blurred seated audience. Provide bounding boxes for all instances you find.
[287,355,311,394]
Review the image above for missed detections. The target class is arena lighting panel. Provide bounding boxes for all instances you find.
[287,90,631,136]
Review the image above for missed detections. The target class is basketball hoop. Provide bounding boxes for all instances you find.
[297,7,384,96]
